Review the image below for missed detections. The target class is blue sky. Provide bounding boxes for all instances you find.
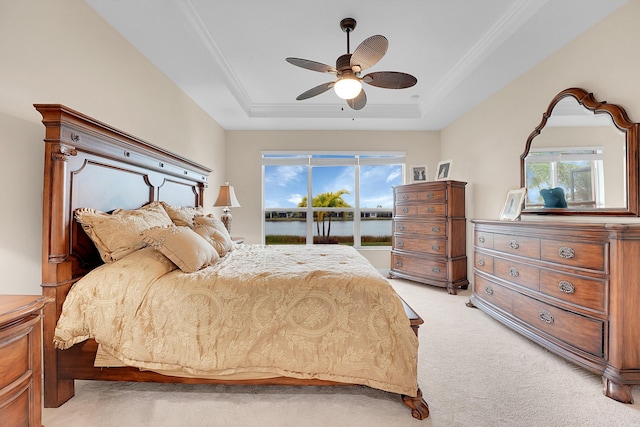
[264,164,402,209]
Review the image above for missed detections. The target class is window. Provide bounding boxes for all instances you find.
[263,152,405,247]
[524,148,604,208]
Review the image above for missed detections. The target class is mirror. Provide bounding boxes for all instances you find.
[521,88,639,216]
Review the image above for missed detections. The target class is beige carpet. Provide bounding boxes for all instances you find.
[42,276,640,427]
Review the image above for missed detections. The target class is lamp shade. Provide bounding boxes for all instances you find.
[213,183,241,208]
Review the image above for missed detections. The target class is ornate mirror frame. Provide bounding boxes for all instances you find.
[520,87,639,216]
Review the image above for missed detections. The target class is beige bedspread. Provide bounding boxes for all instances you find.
[54,244,419,396]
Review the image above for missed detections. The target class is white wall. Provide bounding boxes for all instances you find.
[0,0,226,295]
[224,130,439,267]
[441,0,640,279]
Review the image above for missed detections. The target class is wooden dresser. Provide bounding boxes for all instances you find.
[389,180,468,294]
[0,295,51,426]
[470,220,640,402]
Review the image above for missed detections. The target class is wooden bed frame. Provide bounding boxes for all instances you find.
[37,104,430,420]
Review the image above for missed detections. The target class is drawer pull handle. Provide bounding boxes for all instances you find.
[478,259,485,266]
[558,246,575,259]
[539,310,554,324]
[485,287,494,296]
[402,194,409,200]
[402,207,409,214]
[397,241,404,248]
[558,280,575,294]
[395,260,403,267]
[431,244,440,251]
[432,267,440,273]
[397,224,404,231]
[427,193,435,199]
[508,267,519,277]
[509,240,519,249]
[427,207,435,213]
[431,226,440,232]
[478,236,486,244]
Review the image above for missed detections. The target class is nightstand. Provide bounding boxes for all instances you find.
[0,295,52,427]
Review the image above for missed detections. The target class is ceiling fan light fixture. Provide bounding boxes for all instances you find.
[334,76,362,100]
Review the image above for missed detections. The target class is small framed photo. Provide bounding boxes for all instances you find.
[500,188,527,221]
[410,165,428,183]
[435,160,452,180]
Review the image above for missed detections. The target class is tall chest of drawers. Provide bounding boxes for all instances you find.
[389,180,468,294]
[470,220,640,403]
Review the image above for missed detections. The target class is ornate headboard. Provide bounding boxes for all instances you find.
[36,104,212,292]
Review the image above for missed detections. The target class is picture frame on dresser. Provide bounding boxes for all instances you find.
[410,165,428,183]
[435,160,452,180]
[499,188,527,220]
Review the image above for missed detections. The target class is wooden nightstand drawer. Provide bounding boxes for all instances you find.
[0,295,51,427]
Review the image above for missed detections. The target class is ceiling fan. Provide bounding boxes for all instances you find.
[286,18,417,110]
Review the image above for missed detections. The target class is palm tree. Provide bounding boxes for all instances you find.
[298,189,351,243]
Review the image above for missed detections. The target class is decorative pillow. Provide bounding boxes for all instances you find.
[194,224,233,257]
[142,225,219,273]
[75,201,174,263]
[193,215,235,255]
[159,201,203,228]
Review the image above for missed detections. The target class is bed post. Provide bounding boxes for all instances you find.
[38,105,79,407]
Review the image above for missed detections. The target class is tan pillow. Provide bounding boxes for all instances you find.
[142,225,219,273]
[75,202,174,263]
[194,224,233,257]
[193,215,234,255]
[159,201,203,228]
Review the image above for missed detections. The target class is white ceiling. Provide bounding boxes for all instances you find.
[85,0,627,131]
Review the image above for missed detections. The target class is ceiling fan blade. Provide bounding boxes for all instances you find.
[362,71,417,89]
[286,57,337,74]
[296,82,335,100]
[346,89,367,110]
[350,35,388,72]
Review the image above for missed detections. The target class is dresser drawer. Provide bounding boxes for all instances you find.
[394,235,446,256]
[475,231,494,249]
[394,220,446,237]
[0,331,29,390]
[396,188,446,204]
[493,257,540,291]
[474,276,512,312]
[474,251,493,274]
[540,239,606,271]
[391,253,448,280]
[395,203,446,217]
[512,292,604,357]
[494,233,540,259]
[539,270,606,312]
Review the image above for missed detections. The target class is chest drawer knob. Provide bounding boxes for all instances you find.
[402,207,409,213]
[478,236,486,244]
[431,226,440,233]
[432,244,440,251]
[509,240,520,249]
[478,259,485,266]
[397,241,404,248]
[395,260,403,267]
[397,224,405,231]
[427,207,435,213]
[508,267,519,277]
[539,310,554,324]
[426,193,435,199]
[402,194,409,200]
[432,267,440,273]
[558,280,575,294]
[484,286,494,296]
[558,246,575,259]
